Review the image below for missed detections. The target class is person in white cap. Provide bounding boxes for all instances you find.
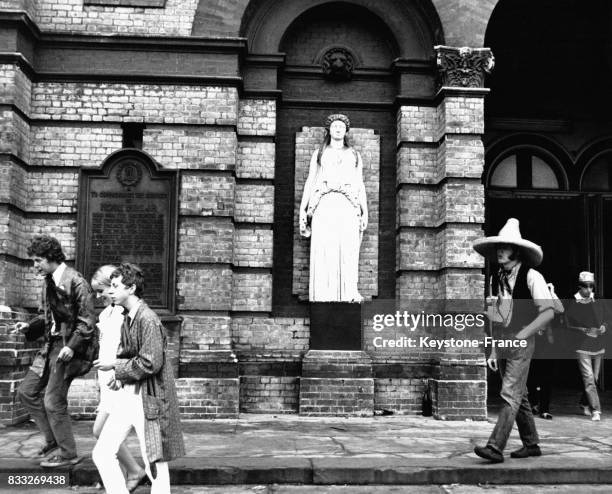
[565,271,608,421]
[472,218,555,463]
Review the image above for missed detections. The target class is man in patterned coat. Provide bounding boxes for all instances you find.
[12,235,96,467]
[92,262,184,494]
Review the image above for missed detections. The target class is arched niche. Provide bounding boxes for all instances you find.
[77,149,179,313]
[240,0,443,58]
[485,134,572,191]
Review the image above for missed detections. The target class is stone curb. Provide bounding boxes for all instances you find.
[2,457,612,486]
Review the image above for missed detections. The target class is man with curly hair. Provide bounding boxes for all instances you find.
[12,235,96,467]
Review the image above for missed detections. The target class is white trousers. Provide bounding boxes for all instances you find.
[92,389,170,494]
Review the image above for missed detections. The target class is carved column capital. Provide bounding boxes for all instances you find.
[435,45,495,88]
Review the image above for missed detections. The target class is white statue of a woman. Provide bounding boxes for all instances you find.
[299,114,368,302]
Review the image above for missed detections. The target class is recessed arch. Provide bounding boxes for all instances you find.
[240,0,443,58]
[485,134,571,191]
[577,137,612,192]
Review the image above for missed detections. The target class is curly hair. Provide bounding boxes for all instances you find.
[27,235,66,263]
[110,262,144,298]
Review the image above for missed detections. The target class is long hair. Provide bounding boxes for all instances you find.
[316,129,352,166]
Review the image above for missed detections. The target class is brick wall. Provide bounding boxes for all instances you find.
[239,376,299,413]
[31,83,238,125]
[32,0,198,36]
[176,378,239,419]
[374,378,428,415]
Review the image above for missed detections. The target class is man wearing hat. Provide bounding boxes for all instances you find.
[565,271,608,421]
[472,218,555,463]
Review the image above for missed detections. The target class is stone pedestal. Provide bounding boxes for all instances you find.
[299,350,374,416]
[429,358,487,421]
[309,302,361,350]
[178,349,239,418]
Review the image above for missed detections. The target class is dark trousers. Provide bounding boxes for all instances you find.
[487,336,539,453]
[18,339,77,458]
[528,358,554,414]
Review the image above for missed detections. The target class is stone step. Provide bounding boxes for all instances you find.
[2,456,612,486]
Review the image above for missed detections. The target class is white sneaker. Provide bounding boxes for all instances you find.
[592,411,601,421]
[581,405,591,416]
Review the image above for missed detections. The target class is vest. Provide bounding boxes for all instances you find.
[492,263,539,331]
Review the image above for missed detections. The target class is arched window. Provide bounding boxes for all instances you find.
[488,149,562,190]
[581,151,612,191]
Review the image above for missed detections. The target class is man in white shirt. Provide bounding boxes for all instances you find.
[12,235,95,467]
[472,219,555,463]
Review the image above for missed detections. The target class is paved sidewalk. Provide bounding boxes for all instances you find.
[1,404,612,488]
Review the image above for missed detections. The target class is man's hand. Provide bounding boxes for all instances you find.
[487,357,498,372]
[93,359,115,371]
[57,346,74,362]
[10,322,29,334]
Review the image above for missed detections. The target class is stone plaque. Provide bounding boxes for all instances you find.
[77,150,178,312]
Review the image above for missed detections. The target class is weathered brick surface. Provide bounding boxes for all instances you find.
[31,83,238,125]
[67,377,98,419]
[231,272,272,312]
[397,145,438,185]
[397,224,483,271]
[0,110,30,162]
[232,316,309,352]
[177,265,232,311]
[236,140,275,179]
[176,378,239,418]
[0,210,75,261]
[0,164,78,213]
[234,183,274,223]
[0,64,32,115]
[143,126,237,170]
[438,268,485,300]
[374,378,428,415]
[238,99,276,136]
[178,217,233,264]
[396,269,484,301]
[438,96,485,135]
[439,135,485,178]
[233,226,272,268]
[293,127,379,301]
[33,0,198,36]
[26,170,79,213]
[397,182,484,228]
[397,106,439,144]
[30,125,122,168]
[430,378,487,421]
[180,314,231,352]
[299,378,374,416]
[396,272,442,300]
[239,376,298,413]
[0,260,27,307]
[0,159,27,211]
[179,173,234,217]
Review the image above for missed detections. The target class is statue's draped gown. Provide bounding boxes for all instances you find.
[306,146,364,302]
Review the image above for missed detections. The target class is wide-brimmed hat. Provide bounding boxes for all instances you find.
[472,218,543,267]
